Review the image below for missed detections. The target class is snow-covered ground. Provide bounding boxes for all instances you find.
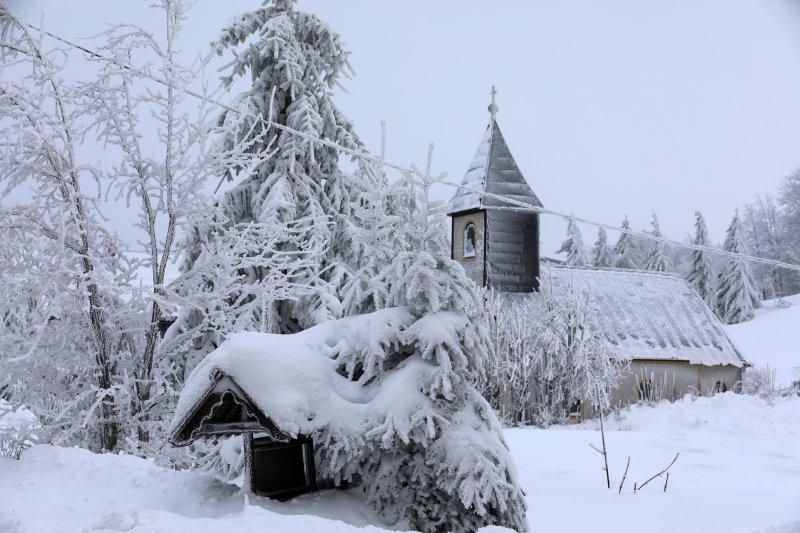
[2,393,799,532]
[514,393,800,533]
[3,297,799,533]
[726,293,800,388]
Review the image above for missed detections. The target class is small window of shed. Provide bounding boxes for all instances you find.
[464,223,476,258]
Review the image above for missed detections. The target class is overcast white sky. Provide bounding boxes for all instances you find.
[10,0,800,257]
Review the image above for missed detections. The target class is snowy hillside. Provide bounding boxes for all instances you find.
[2,393,799,532]
[726,293,800,388]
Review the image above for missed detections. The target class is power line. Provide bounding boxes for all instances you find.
[10,17,800,275]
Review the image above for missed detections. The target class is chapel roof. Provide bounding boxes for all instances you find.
[503,265,749,367]
[448,92,543,215]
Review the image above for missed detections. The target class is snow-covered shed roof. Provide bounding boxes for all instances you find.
[448,118,543,215]
[537,265,748,367]
[168,309,451,446]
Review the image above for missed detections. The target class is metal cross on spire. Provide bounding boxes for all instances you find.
[488,85,499,120]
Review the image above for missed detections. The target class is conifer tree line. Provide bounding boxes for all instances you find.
[555,201,799,324]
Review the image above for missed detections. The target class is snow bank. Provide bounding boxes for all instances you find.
[0,398,41,459]
[577,392,800,435]
[0,398,38,431]
[726,293,800,387]
[0,444,397,533]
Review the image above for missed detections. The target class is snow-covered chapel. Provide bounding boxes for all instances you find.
[448,92,749,413]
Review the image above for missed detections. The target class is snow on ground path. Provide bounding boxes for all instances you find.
[509,394,800,533]
[0,445,400,533]
[726,293,800,388]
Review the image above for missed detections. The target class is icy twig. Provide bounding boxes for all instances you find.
[618,456,630,494]
[634,452,679,493]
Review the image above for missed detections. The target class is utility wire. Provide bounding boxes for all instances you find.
[11,17,800,274]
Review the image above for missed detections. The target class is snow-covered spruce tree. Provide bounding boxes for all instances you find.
[556,218,586,266]
[717,211,760,324]
[178,0,364,350]
[340,132,405,316]
[614,215,640,269]
[590,227,614,268]
[643,211,673,272]
[686,211,717,311]
[318,158,527,532]
[169,218,324,377]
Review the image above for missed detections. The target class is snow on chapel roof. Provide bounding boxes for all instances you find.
[448,90,543,215]
[537,265,748,367]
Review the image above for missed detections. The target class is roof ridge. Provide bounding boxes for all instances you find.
[543,263,685,280]
[482,119,495,209]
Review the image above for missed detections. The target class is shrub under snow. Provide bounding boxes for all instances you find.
[0,399,41,459]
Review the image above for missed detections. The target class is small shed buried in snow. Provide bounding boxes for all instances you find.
[169,369,317,500]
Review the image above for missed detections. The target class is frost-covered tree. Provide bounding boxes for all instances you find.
[0,1,261,452]
[557,218,586,266]
[643,211,673,272]
[339,124,405,317]
[169,219,324,376]
[78,0,246,444]
[590,227,614,268]
[717,211,760,324]
[742,194,800,299]
[0,9,137,451]
[779,168,800,264]
[488,281,625,428]
[179,0,364,345]
[321,152,527,532]
[686,212,716,311]
[614,215,640,269]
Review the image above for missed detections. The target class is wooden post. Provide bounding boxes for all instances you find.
[243,433,254,493]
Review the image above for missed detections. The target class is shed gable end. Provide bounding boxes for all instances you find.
[170,373,288,446]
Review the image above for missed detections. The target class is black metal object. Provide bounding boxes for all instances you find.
[158,317,176,338]
[251,436,317,500]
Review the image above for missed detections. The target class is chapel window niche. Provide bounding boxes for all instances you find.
[464,222,477,259]
[639,378,656,403]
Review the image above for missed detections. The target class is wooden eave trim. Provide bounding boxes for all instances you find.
[170,370,281,446]
[448,207,484,218]
[630,358,691,365]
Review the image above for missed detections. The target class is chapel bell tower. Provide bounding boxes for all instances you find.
[447,87,543,292]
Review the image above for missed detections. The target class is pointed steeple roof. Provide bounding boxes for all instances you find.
[448,90,543,215]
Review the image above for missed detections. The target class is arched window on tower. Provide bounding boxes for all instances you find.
[464,223,476,259]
